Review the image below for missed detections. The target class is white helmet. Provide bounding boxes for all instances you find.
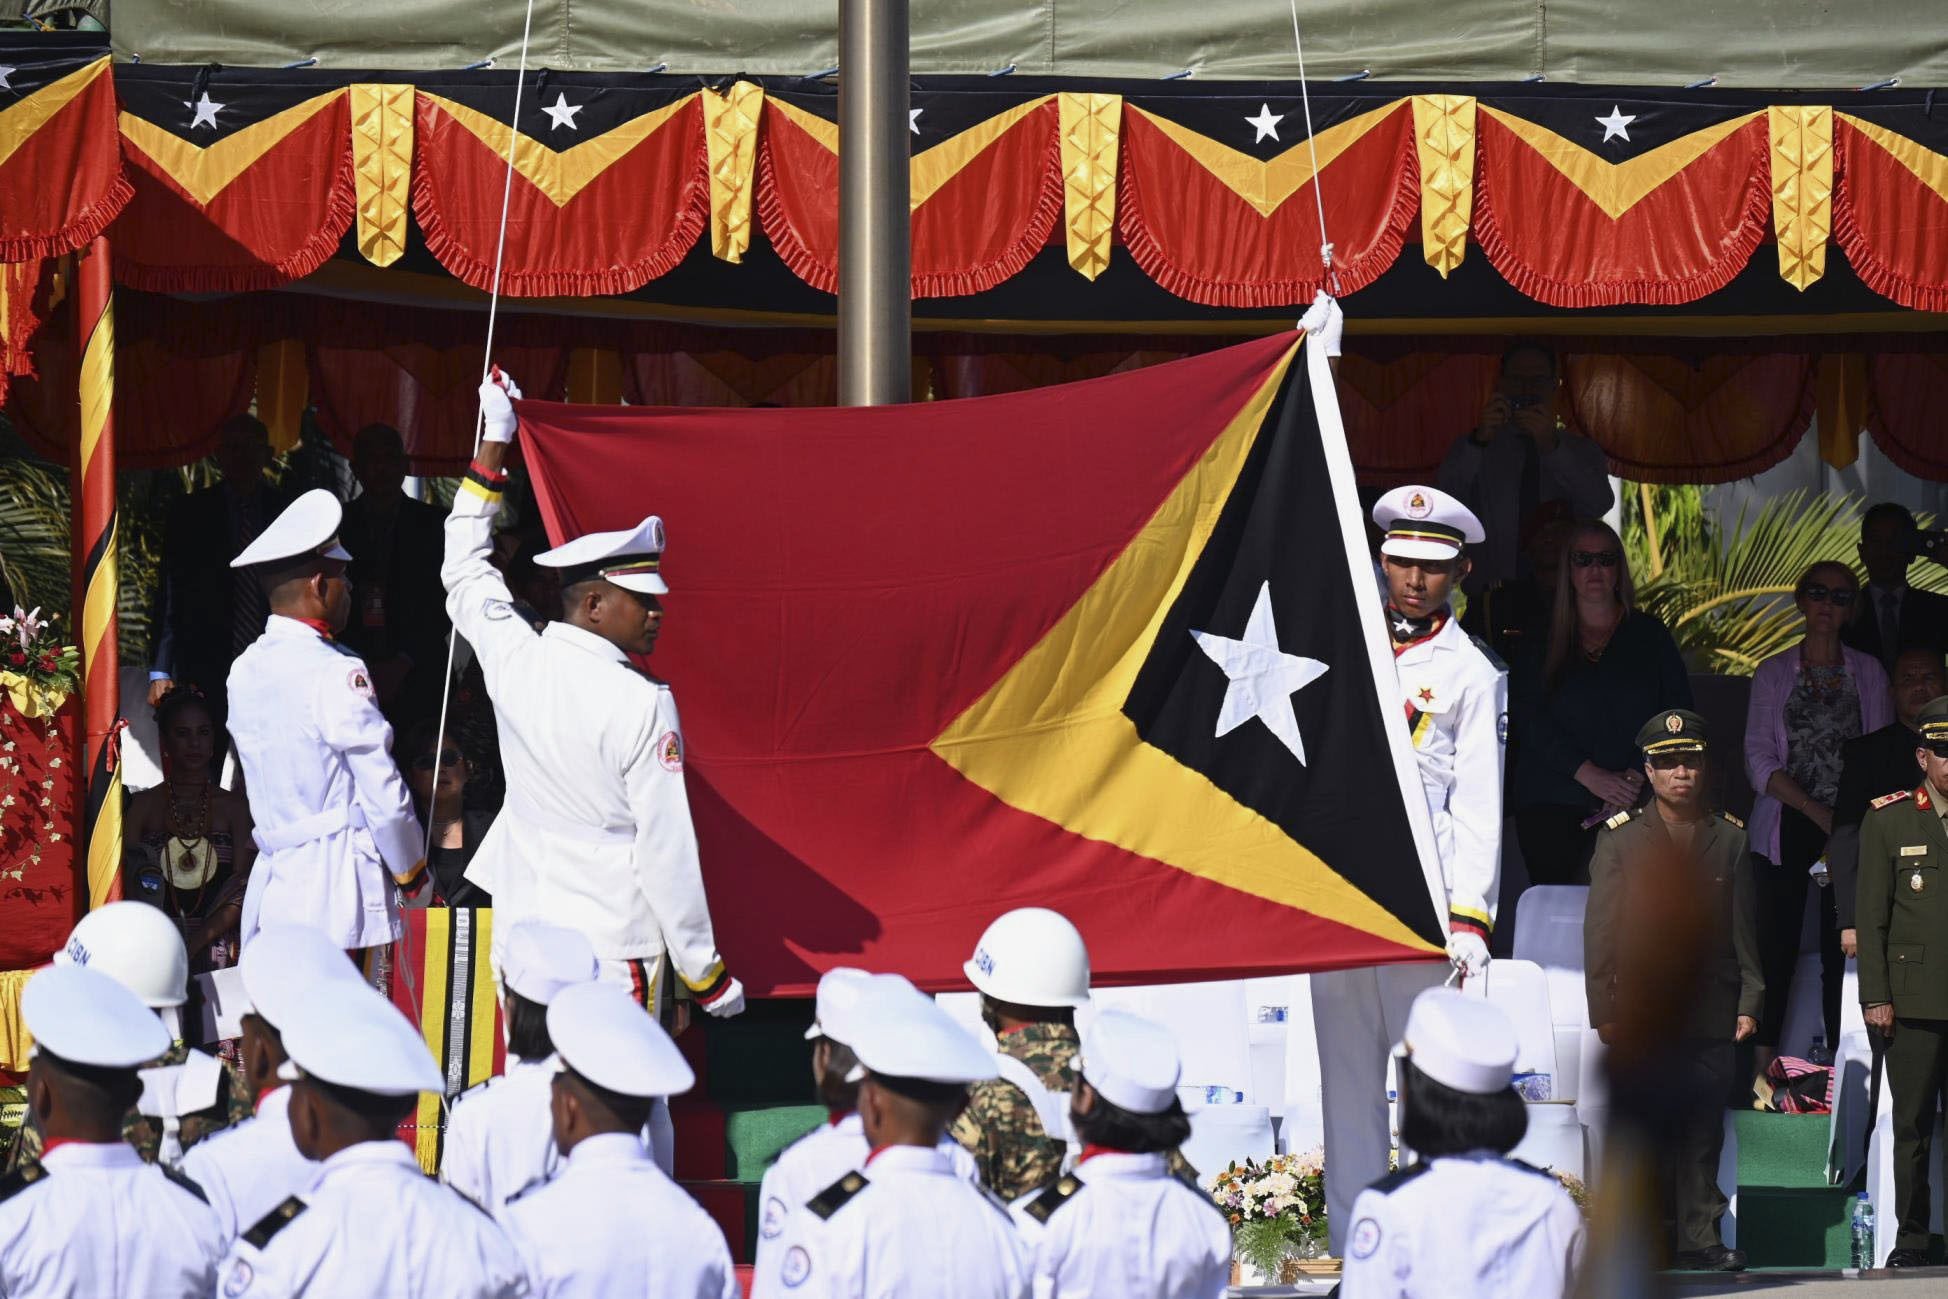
[56,901,189,1011]
[963,908,1090,1008]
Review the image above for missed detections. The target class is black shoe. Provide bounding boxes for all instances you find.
[1672,1245,1747,1272]
[1887,1248,1930,1268]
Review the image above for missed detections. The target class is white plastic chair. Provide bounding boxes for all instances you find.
[1182,1102,1275,1189]
[1090,981,1254,1101]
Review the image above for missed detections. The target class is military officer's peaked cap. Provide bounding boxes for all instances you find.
[229,488,352,569]
[499,920,598,1007]
[804,967,873,1043]
[1078,1010,1181,1116]
[24,964,171,1068]
[536,516,669,595]
[842,975,999,1087]
[275,980,443,1097]
[241,924,366,1033]
[548,980,695,1098]
[1399,987,1518,1096]
[1919,696,1948,751]
[1637,708,1709,755]
[1371,485,1485,561]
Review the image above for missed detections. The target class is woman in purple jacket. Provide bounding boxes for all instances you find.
[1744,561,1891,1099]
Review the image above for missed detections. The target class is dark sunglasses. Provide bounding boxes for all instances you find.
[1570,550,1620,569]
[1647,752,1702,770]
[411,750,464,772]
[1798,583,1856,607]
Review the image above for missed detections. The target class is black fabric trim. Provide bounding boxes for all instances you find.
[162,1165,209,1204]
[806,1171,868,1221]
[1366,1162,1433,1197]
[0,1163,46,1204]
[243,1196,309,1249]
[1022,1174,1084,1223]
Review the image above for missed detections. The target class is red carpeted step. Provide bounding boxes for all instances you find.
[683,1179,752,1261]
[671,1098,729,1181]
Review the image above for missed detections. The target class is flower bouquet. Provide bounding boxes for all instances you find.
[0,607,80,719]
[1212,1150,1331,1283]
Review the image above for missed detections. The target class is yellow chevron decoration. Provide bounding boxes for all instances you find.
[703,80,764,263]
[1412,94,1476,278]
[351,83,414,268]
[1059,92,1122,281]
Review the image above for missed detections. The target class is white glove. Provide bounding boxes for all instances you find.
[1297,290,1344,358]
[1446,931,1490,979]
[699,975,746,1019]
[478,371,523,444]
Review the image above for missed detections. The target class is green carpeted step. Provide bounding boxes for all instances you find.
[725,1104,828,1181]
[1735,1112,1832,1189]
[1735,1188,1851,1269]
[701,998,817,1106]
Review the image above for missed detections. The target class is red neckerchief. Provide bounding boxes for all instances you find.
[1076,1144,1120,1165]
[1390,608,1448,659]
[287,616,334,640]
[39,1137,106,1157]
[828,1109,851,1128]
[257,1086,281,1112]
[864,1145,897,1167]
[996,1024,1033,1038]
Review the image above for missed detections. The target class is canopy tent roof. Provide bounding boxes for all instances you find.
[75,0,1948,88]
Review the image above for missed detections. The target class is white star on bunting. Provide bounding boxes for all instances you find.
[1190,581,1330,765]
[185,92,224,131]
[1595,105,1636,144]
[0,68,16,92]
[1245,102,1284,145]
[909,107,923,135]
[540,92,584,132]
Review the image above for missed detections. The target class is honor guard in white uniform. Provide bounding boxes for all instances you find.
[1012,1011,1230,1299]
[0,965,225,1298]
[214,979,530,1299]
[755,977,1030,1299]
[1339,989,1583,1299]
[444,375,744,1020]
[754,969,981,1290]
[442,920,598,1217]
[181,925,363,1242]
[226,488,425,952]
[499,981,739,1298]
[1312,484,1507,1253]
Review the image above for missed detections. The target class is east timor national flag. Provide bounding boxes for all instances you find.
[519,334,1445,995]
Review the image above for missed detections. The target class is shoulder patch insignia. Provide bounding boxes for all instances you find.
[0,1161,46,1204]
[1022,1174,1084,1223]
[242,1196,308,1249]
[657,730,683,772]
[806,1171,868,1221]
[163,1165,209,1204]
[1719,811,1745,829]
[1873,789,1916,811]
[1350,1216,1383,1259]
[1604,810,1634,830]
[346,667,374,700]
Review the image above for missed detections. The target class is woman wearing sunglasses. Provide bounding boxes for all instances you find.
[1744,562,1890,1100]
[1509,520,1692,886]
[399,719,494,908]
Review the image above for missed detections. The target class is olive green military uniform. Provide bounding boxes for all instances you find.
[1585,709,1763,1257]
[1859,765,1948,1252]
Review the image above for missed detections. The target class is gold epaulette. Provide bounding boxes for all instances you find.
[1872,789,1916,811]
[1604,810,1633,830]
[1719,811,1745,829]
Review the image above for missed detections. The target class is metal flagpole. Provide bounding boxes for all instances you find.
[836,0,911,406]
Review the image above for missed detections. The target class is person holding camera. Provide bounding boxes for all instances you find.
[1438,342,1613,592]
[1844,502,1948,674]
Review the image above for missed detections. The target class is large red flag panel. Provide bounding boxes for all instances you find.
[520,335,1448,996]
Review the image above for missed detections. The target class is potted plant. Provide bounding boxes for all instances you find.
[1212,1150,1332,1284]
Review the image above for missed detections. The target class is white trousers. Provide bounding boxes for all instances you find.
[593,957,676,1176]
[1311,961,1447,1254]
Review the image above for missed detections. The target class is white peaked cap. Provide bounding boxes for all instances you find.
[276,980,443,1097]
[842,976,999,1086]
[535,516,669,595]
[229,488,352,568]
[1370,484,1486,560]
[498,920,599,1006]
[1078,1009,1182,1115]
[804,967,873,1043]
[548,981,696,1098]
[24,964,171,1068]
[1398,987,1519,1096]
[241,924,367,1032]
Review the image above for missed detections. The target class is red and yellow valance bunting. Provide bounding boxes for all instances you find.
[1,57,1948,311]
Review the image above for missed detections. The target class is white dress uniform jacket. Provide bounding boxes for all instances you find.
[228,615,422,949]
[1010,1152,1230,1299]
[217,1140,528,1299]
[0,1140,225,1298]
[443,479,728,993]
[1312,609,1509,1253]
[754,1112,980,1288]
[179,1085,318,1243]
[441,1055,560,1218]
[754,1145,1029,1299]
[501,1133,737,1299]
[1391,614,1507,931]
[1338,1155,1584,1299]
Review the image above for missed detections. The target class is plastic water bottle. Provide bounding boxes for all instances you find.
[1852,1192,1875,1270]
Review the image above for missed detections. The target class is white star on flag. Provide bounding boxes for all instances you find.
[0,68,16,92]
[1596,106,1636,144]
[909,108,923,135]
[1190,580,1330,765]
[1245,103,1284,144]
[184,92,224,131]
[540,92,584,132]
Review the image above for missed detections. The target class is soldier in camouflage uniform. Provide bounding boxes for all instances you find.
[6,1042,250,1172]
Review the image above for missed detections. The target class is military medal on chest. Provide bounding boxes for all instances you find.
[1914,871,1928,893]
